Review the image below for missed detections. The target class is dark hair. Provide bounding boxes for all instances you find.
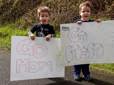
[79,1,92,10]
[37,6,50,17]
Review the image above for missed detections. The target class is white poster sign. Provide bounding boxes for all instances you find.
[11,36,64,81]
[61,20,114,66]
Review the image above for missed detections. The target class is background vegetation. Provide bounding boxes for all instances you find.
[0,0,114,73]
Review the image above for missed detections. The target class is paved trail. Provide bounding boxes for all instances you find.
[0,49,114,85]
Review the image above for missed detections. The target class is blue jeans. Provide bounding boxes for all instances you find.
[74,64,90,76]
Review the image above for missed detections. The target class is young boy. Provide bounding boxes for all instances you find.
[28,6,55,41]
[73,1,96,81]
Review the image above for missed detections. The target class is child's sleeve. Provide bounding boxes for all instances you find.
[28,25,37,36]
[50,26,56,37]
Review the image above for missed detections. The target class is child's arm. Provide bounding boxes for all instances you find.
[45,34,52,41]
[28,31,35,40]
[45,25,55,41]
[76,20,82,25]
[28,25,37,40]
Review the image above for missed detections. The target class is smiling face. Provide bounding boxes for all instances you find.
[39,12,50,24]
[80,6,91,21]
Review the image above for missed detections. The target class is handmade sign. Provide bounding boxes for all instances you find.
[61,20,114,66]
[11,36,64,81]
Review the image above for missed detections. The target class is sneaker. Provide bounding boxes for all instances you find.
[74,74,81,81]
[84,75,91,81]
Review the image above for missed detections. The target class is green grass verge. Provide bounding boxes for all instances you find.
[0,24,27,49]
[91,64,114,74]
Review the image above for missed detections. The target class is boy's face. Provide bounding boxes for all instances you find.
[39,12,50,24]
[80,6,91,21]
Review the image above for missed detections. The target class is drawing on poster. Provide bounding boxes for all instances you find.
[16,39,34,56]
[69,27,88,42]
[65,42,104,61]
[64,45,74,63]
[87,43,104,58]
[16,59,53,74]
[16,39,48,59]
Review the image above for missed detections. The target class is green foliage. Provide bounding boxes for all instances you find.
[0,0,42,24]
[0,24,27,48]
[91,64,114,73]
[0,0,114,32]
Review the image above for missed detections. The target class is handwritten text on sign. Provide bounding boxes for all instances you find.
[11,36,64,81]
[61,20,114,66]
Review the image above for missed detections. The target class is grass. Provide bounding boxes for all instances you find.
[91,64,114,74]
[0,24,114,73]
[0,24,27,49]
